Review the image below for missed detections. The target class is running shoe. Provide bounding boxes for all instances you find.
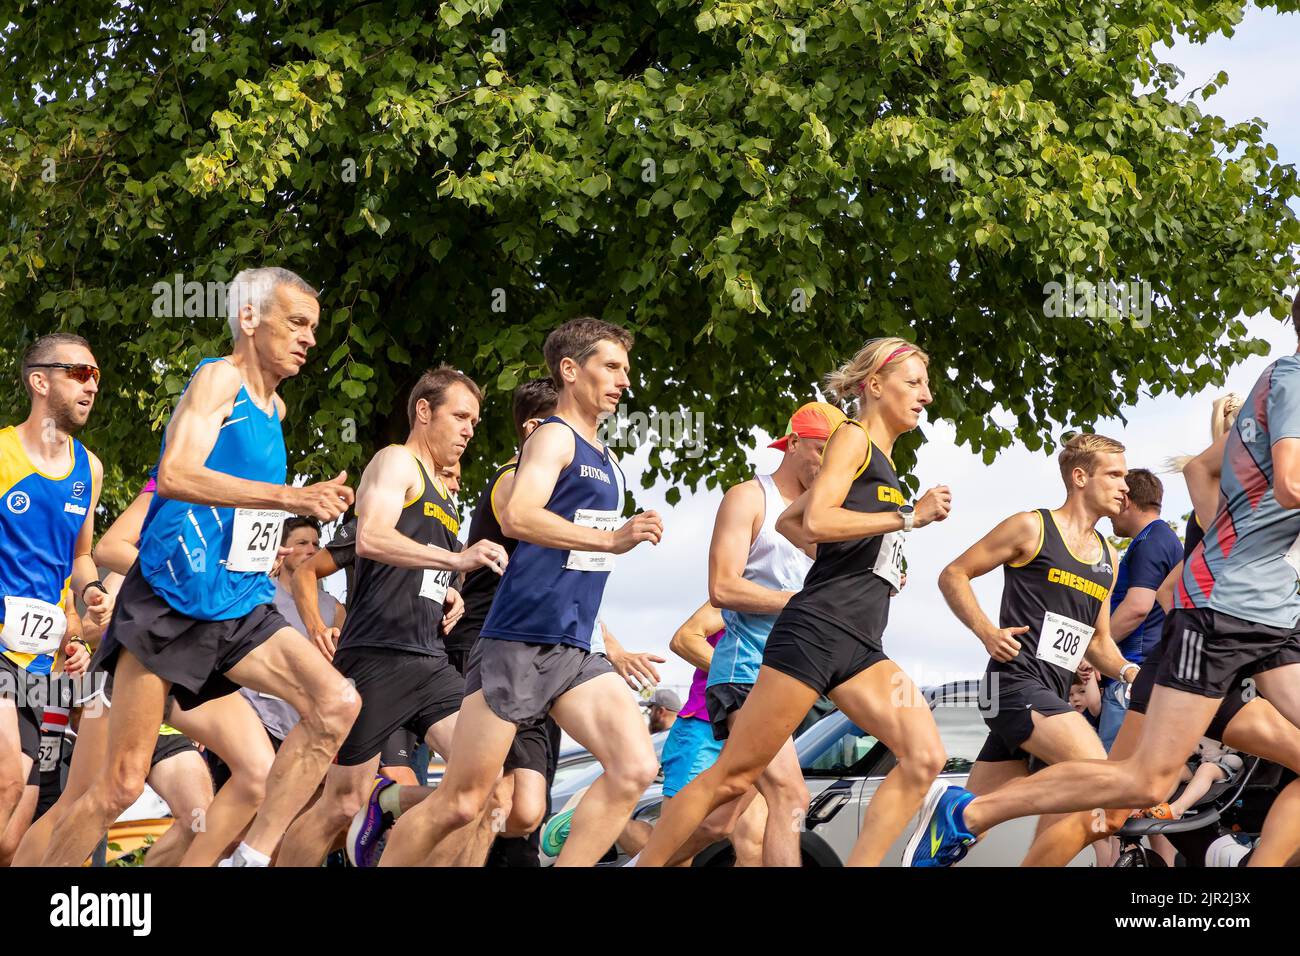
[539,806,576,862]
[347,776,397,868]
[903,782,976,867]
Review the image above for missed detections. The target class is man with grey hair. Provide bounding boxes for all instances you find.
[42,267,361,867]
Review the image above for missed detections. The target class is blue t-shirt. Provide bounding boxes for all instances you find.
[1110,518,1182,665]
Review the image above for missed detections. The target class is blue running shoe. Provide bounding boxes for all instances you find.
[347,777,396,868]
[904,782,976,867]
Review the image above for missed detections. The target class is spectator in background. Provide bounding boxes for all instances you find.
[1101,468,1181,751]
[1069,662,1101,730]
[642,689,681,734]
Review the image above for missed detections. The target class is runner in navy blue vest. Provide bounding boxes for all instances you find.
[43,267,358,868]
[382,318,663,867]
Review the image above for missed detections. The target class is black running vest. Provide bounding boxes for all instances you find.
[447,461,517,656]
[336,450,460,656]
[783,421,904,648]
[987,509,1113,700]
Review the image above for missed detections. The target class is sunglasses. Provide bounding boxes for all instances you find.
[27,363,101,385]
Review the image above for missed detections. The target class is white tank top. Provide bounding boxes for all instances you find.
[745,473,814,589]
[709,473,813,686]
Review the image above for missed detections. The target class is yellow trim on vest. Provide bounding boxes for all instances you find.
[0,427,39,496]
[1048,509,1104,566]
[1008,510,1045,568]
[490,465,518,525]
[827,419,873,480]
[399,445,427,509]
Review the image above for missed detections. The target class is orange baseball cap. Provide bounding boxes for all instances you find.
[769,402,847,451]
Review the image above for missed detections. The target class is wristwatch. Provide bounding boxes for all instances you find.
[898,504,915,533]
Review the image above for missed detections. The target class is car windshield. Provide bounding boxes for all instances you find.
[799,715,880,775]
[551,755,601,792]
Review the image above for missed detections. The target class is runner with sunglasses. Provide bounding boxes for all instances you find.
[1,334,106,856]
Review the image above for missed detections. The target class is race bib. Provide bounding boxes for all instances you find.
[1,595,67,656]
[871,532,905,591]
[1037,610,1095,673]
[565,509,621,572]
[226,509,286,574]
[38,733,62,773]
[420,568,452,606]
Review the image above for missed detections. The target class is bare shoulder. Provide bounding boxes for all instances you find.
[523,420,576,462]
[191,357,242,393]
[723,477,763,505]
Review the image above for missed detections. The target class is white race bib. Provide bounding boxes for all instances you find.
[565,509,621,572]
[38,733,62,773]
[420,568,452,606]
[871,532,906,591]
[1037,610,1095,673]
[1,595,67,656]
[226,509,286,574]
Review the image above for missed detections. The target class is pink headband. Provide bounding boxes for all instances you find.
[857,346,915,394]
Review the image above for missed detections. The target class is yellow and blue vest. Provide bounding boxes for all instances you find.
[0,426,92,675]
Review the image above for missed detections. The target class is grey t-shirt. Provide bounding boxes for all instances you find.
[242,577,341,740]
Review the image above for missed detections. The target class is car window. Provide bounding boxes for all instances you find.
[551,755,600,791]
[932,700,985,775]
[802,721,880,776]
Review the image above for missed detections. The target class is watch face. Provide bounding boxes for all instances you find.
[899,505,914,515]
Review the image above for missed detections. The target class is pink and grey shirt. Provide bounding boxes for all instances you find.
[1177,355,1300,629]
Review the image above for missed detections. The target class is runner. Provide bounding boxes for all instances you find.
[288,520,426,796]
[14,474,278,867]
[379,317,663,867]
[614,602,768,867]
[1,334,101,856]
[276,366,505,867]
[1018,395,1300,867]
[921,434,1138,861]
[910,311,1300,867]
[428,379,563,866]
[640,337,952,867]
[40,266,358,868]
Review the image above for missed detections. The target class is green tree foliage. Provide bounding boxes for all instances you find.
[2,0,1297,516]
